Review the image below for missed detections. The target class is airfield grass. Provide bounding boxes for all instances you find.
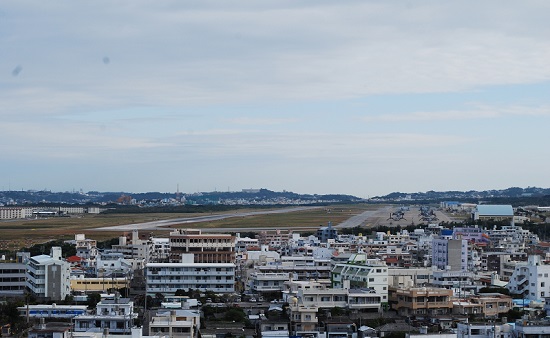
[0,204,378,251]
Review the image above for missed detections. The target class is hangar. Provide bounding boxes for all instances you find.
[472,205,514,225]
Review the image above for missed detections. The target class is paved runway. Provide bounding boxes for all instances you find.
[92,206,321,231]
[92,204,455,233]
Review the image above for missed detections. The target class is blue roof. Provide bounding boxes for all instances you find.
[476,205,514,216]
[441,229,454,236]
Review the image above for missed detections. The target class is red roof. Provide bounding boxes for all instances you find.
[66,255,82,263]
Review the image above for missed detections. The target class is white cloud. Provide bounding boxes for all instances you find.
[3,1,550,116]
[360,105,550,123]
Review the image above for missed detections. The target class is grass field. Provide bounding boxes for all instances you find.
[0,203,378,252]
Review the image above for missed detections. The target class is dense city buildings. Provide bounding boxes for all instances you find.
[3,202,550,337]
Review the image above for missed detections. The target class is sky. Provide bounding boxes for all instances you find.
[1,1,550,198]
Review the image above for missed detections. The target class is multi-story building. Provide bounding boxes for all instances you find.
[288,300,320,338]
[389,286,453,318]
[431,238,468,271]
[480,251,527,277]
[148,309,200,338]
[96,252,132,277]
[149,237,170,263]
[258,229,293,248]
[169,229,235,264]
[26,247,71,301]
[249,271,289,294]
[146,259,235,295]
[331,254,389,304]
[283,280,383,312]
[70,277,128,293]
[388,267,433,288]
[507,255,550,300]
[317,222,337,243]
[257,257,332,281]
[111,230,149,269]
[73,234,98,260]
[73,296,136,334]
[431,269,477,298]
[0,207,32,219]
[0,262,27,296]
[452,293,512,318]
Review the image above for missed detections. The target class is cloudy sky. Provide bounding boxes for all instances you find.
[2,1,550,197]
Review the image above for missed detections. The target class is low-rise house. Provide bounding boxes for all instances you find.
[452,293,512,318]
[74,296,136,334]
[18,304,88,319]
[28,321,72,338]
[148,309,200,338]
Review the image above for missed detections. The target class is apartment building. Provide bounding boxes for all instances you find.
[452,293,512,318]
[431,269,477,297]
[257,257,332,280]
[249,271,289,294]
[169,229,235,263]
[0,262,27,296]
[283,280,382,312]
[149,237,171,263]
[146,259,235,295]
[388,267,433,288]
[389,286,453,318]
[258,229,293,248]
[507,255,550,300]
[26,247,71,301]
[288,300,320,338]
[331,254,388,304]
[431,238,468,271]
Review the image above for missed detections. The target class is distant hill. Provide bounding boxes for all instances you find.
[373,186,550,206]
[0,188,361,206]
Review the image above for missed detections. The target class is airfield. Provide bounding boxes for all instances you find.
[0,203,464,251]
[90,204,459,232]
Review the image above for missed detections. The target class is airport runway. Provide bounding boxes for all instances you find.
[92,204,455,233]
[92,206,321,231]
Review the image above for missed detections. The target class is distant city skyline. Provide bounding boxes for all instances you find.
[2,2,550,198]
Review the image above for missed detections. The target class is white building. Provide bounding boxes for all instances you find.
[74,296,136,334]
[0,262,27,296]
[388,267,433,288]
[148,309,200,338]
[146,258,235,295]
[149,238,170,263]
[96,252,132,279]
[331,254,389,304]
[0,207,32,219]
[431,238,468,271]
[507,255,550,301]
[26,247,71,301]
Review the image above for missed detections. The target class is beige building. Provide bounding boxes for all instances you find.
[452,293,512,318]
[70,278,128,293]
[389,286,453,317]
[169,229,235,263]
